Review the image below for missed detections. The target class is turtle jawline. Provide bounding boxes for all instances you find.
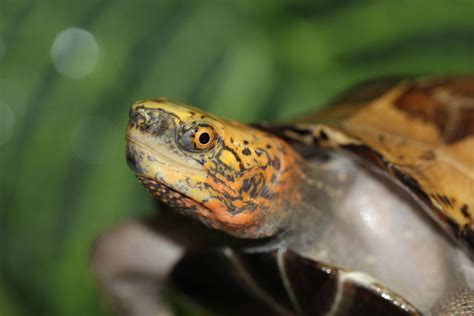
[136,175,208,213]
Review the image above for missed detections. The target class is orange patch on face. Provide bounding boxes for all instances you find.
[201,199,257,226]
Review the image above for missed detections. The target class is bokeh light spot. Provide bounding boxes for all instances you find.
[51,27,100,79]
[0,101,15,146]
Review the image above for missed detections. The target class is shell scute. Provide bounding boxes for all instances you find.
[283,77,474,256]
[395,77,474,144]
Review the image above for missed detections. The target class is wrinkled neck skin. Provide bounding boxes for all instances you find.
[254,152,472,314]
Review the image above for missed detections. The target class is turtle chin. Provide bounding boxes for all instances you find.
[125,141,215,221]
[135,175,202,214]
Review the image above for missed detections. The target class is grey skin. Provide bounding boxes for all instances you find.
[91,150,473,315]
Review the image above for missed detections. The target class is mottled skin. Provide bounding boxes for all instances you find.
[126,99,302,238]
[91,77,474,316]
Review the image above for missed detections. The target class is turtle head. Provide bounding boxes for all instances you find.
[126,98,302,238]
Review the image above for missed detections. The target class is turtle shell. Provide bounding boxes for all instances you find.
[123,77,474,316]
[168,77,474,316]
[267,76,474,257]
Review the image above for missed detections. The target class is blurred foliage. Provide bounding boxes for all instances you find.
[0,0,473,315]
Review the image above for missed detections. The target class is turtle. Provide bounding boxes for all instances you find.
[91,76,474,316]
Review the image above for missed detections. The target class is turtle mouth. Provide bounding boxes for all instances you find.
[125,138,209,210]
[135,175,204,212]
[125,137,203,174]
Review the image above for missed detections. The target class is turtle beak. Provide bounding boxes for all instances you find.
[125,101,207,192]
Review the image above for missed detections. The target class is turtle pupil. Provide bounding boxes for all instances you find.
[199,132,210,145]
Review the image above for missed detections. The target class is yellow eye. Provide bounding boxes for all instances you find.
[194,126,215,150]
[179,124,217,152]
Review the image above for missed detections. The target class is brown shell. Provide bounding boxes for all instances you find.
[282,77,474,256]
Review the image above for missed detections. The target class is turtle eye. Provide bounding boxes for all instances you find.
[179,124,216,152]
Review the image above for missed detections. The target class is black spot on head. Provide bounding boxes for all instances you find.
[189,111,195,115]
[242,179,251,193]
[260,186,273,199]
[243,140,249,145]
[270,159,281,170]
[266,144,272,149]
[242,148,251,156]
[230,137,234,144]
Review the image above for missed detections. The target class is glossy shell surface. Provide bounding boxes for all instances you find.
[276,77,474,256]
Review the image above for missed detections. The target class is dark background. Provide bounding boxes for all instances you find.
[1,1,473,315]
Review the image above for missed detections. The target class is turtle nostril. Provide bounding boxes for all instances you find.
[137,110,148,125]
[129,108,150,127]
